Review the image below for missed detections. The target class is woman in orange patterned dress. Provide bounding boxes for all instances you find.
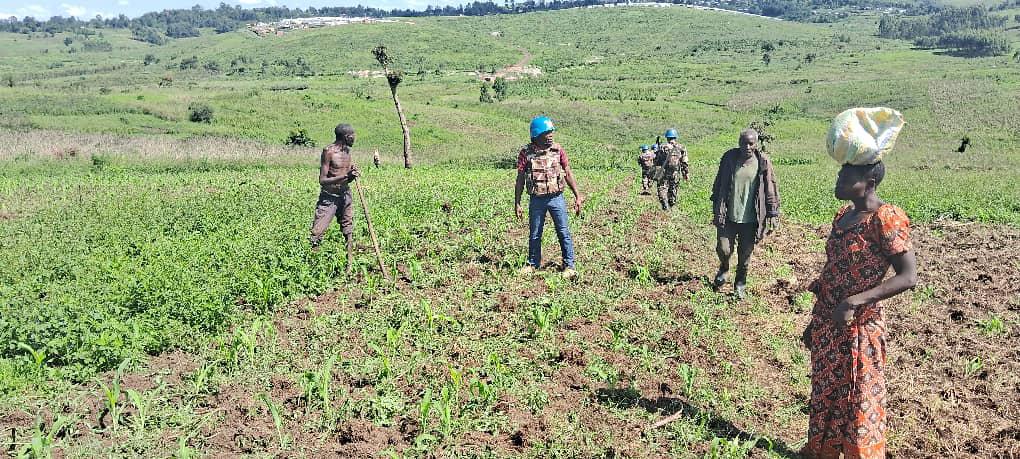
[802,161,918,459]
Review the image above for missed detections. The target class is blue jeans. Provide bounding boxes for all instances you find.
[527,192,575,268]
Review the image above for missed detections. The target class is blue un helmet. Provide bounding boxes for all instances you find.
[530,116,556,139]
[640,144,650,151]
[664,129,679,140]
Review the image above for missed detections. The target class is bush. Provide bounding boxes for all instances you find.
[493,77,508,101]
[286,128,316,147]
[179,55,198,70]
[479,83,494,103]
[166,23,199,39]
[131,26,166,45]
[82,40,112,52]
[188,103,213,123]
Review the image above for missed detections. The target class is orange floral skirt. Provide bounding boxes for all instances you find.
[803,307,888,459]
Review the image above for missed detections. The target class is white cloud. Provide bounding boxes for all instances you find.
[61,4,88,17]
[117,0,129,5]
[12,4,51,18]
[237,0,261,4]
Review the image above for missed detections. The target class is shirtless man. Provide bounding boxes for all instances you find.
[310,124,361,272]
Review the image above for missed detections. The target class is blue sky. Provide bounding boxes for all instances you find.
[0,0,465,19]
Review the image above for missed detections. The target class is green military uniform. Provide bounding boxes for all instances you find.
[638,146,656,194]
[654,141,690,211]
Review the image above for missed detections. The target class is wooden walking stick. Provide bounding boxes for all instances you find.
[354,179,391,282]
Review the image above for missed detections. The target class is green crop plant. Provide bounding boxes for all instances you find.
[367,343,392,382]
[484,353,509,388]
[963,357,984,378]
[634,344,656,372]
[679,363,699,396]
[418,387,434,438]
[258,393,288,448]
[97,359,131,433]
[125,389,150,434]
[627,264,654,289]
[586,357,620,388]
[468,376,497,408]
[608,321,628,351]
[16,414,73,459]
[527,300,564,338]
[176,435,199,459]
[977,315,1008,337]
[792,291,814,313]
[385,326,403,350]
[297,355,337,424]
[16,342,47,377]
[436,385,457,438]
[704,436,759,458]
[188,361,217,396]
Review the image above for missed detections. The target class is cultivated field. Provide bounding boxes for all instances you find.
[1,6,1018,458]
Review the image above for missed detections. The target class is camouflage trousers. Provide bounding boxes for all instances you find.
[657,170,680,210]
[641,167,654,193]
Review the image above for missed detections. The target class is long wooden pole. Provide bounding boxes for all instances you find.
[354,179,391,282]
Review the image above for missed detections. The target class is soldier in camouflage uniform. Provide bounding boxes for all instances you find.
[654,129,690,211]
[310,124,361,272]
[637,145,656,195]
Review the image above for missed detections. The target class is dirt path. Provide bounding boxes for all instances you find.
[496,48,533,78]
[480,48,539,81]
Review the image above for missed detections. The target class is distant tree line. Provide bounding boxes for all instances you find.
[0,1,619,39]
[879,6,1012,56]
[0,0,924,42]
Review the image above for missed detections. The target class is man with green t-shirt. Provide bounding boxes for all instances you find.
[709,129,781,299]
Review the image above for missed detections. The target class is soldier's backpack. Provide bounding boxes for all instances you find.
[639,151,656,168]
[523,143,566,196]
[662,144,686,171]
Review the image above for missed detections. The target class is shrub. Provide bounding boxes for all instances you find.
[286,128,315,147]
[479,83,494,103]
[493,77,508,101]
[188,103,213,123]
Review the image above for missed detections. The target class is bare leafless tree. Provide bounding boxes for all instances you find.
[372,45,412,169]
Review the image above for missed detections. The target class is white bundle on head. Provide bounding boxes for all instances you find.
[826,107,905,166]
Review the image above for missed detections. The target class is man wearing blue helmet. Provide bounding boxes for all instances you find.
[514,116,585,279]
[654,129,690,211]
[637,145,656,195]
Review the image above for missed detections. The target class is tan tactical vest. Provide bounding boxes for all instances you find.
[523,143,566,196]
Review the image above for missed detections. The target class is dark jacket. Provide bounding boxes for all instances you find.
[710,148,781,241]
